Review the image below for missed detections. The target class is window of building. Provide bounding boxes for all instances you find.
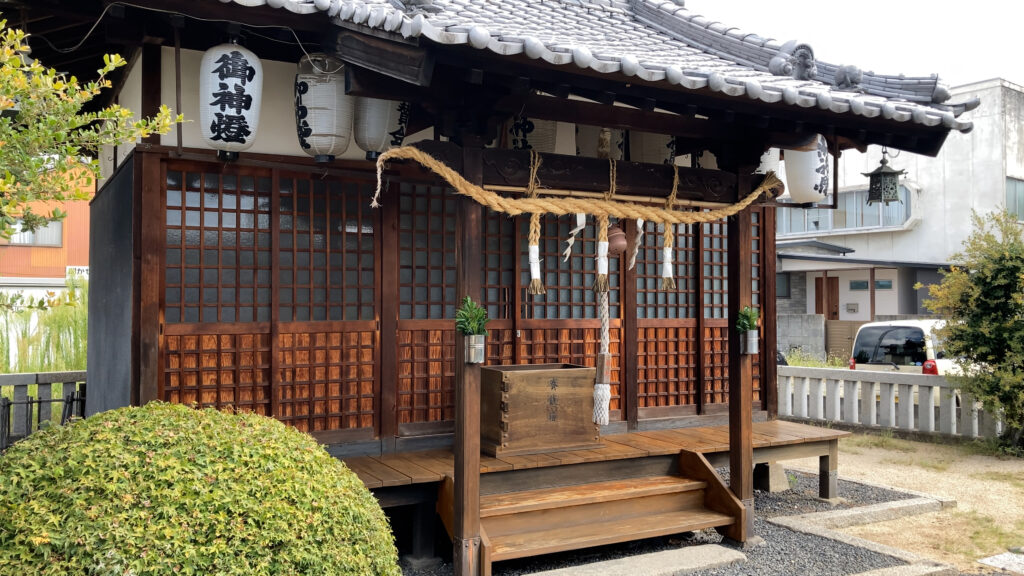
[9,220,63,246]
[849,280,869,291]
[1007,178,1024,221]
[875,279,893,290]
[777,185,911,235]
[776,272,791,298]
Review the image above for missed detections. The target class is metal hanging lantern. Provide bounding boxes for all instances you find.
[199,41,262,161]
[294,53,352,163]
[864,148,905,205]
[353,97,411,161]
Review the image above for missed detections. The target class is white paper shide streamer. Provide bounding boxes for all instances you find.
[563,213,587,261]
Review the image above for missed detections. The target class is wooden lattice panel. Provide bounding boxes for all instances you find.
[522,216,620,320]
[636,222,697,319]
[278,175,376,322]
[163,332,271,414]
[164,168,273,324]
[485,325,517,365]
[701,220,728,319]
[702,320,729,406]
[482,212,516,321]
[397,328,456,424]
[398,182,458,320]
[636,324,698,407]
[518,325,621,410]
[276,330,376,432]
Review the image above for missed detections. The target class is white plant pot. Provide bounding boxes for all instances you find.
[740,330,759,355]
[466,334,486,364]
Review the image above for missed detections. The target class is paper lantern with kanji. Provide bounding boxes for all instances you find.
[294,53,352,163]
[199,42,263,159]
[353,97,410,160]
[784,135,830,203]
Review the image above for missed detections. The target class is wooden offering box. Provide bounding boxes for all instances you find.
[480,364,601,457]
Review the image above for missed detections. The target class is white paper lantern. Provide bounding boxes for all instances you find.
[754,148,780,175]
[294,53,352,163]
[353,97,410,160]
[784,135,830,203]
[199,42,262,159]
[506,116,557,153]
[629,131,676,164]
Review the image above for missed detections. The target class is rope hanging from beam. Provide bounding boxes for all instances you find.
[525,150,546,295]
[371,146,781,224]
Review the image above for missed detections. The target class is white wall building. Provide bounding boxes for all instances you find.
[775,78,1022,322]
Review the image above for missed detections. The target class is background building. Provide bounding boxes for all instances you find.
[776,78,1020,357]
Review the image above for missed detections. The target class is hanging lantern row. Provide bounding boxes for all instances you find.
[200,42,412,162]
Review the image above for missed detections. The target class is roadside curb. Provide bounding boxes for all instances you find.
[768,484,957,576]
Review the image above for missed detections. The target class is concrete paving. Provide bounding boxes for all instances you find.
[978,551,1024,574]
[524,544,746,576]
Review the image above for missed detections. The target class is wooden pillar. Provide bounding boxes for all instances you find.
[763,207,778,418]
[136,150,163,405]
[140,44,162,145]
[454,139,484,576]
[727,169,754,541]
[621,219,639,430]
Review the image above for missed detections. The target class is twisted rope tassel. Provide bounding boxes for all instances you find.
[593,159,616,294]
[661,166,680,290]
[525,150,546,295]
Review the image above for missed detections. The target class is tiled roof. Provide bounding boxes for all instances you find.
[219,0,975,133]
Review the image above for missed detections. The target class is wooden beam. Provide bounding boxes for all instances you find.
[410,141,739,204]
[453,136,484,576]
[334,29,434,87]
[727,166,755,542]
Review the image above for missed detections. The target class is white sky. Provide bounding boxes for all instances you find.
[687,0,1024,88]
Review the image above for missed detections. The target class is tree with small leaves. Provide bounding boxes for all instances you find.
[0,20,180,238]
[923,210,1024,452]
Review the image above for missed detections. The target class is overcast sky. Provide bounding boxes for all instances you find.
[687,0,1022,88]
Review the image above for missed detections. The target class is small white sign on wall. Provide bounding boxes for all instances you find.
[846,303,859,313]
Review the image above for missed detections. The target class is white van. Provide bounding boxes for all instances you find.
[849,319,951,375]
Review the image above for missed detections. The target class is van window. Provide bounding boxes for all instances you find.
[852,326,927,365]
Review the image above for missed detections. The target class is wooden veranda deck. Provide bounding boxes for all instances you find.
[344,420,848,492]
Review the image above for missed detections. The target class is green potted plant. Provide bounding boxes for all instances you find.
[736,306,760,355]
[455,296,490,364]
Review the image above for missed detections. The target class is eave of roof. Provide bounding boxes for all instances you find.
[217,0,975,134]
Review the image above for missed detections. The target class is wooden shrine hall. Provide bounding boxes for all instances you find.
[33,0,977,573]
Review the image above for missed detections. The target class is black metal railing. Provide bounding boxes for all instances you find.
[0,372,86,451]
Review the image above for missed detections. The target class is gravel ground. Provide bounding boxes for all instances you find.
[403,471,918,576]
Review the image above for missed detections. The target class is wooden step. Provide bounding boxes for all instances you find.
[481,475,707,517]
[485,508,734,561]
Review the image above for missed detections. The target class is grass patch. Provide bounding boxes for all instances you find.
[970,471,1024,491]
[841,430,918,453]
[915,458,954,472]
[939,511,1024,559]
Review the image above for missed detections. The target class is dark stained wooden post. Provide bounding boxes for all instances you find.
[727,167,754,541]
[136,149,163,406]
[621,219,639,430]
[454,138,484,576]
[763,206,778,419]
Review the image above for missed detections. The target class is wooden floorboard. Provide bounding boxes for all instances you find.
[343,421,850,488]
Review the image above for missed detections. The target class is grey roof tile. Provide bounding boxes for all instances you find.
[221,0,973,133]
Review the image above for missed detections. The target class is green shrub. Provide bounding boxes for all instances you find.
[0,403,400,576]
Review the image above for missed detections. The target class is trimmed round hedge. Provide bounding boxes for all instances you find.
[0,402,400,576]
